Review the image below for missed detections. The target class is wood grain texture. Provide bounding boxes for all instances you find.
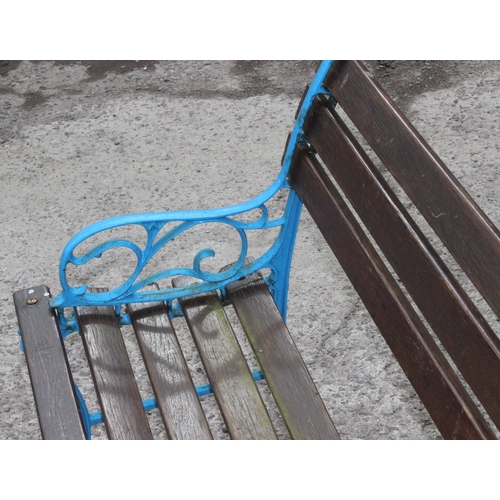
[76,288,153,439]
[127,288,213,440]
[324,60,500,323]
[226,274,340,440]
[173,276,277,440]
[13,286,86,440]
[303,95,500,432]
[289,143,496,439]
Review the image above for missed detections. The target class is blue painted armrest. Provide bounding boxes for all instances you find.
[50,61,335,328]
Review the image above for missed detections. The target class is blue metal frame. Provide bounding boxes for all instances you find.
[50,61,334,324]
[49,61,335,436]
[77,370,265,439]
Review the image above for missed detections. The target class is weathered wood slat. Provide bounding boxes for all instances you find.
[324,60,500,323]
[127,288,213,440]
[226,274,340,440]
[76,288,153,440]
[173,276,277,440]
[288,143,497,439]
[303,95,500,432]
[13,286,86,440]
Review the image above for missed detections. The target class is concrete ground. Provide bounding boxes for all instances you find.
[2,60,500,439]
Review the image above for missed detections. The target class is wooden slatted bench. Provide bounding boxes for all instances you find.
[13,60,500,439]
[14,271,339,440]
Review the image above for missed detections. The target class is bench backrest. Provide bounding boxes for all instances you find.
[288,60,500,439]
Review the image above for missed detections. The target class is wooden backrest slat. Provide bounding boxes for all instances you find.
[226,274,340,440]
[14,286,86,440]
[128,292,213,440]
[289,143,497,439]
[173,277,278,440]
[303,95,500,431]
[76,288,153,440]
[324,60,500,322]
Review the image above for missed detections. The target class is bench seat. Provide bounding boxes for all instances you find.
[14,271,339,440]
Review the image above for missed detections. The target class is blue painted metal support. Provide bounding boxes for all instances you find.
[49,61,335,323]
[47,62,336,436]
[82,369,266,434]
[263,187,303,321]
[73,383,92,439]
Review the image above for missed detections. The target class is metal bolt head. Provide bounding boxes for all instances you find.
[27,298,38,305]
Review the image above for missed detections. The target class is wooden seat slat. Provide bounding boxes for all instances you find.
[127,293,213,440]
[324,60,500,322]
[226,274,340,440]
[173,277,277,440]
[76,288,153,440]
[13,286,86,440]
[289,143,497,440]
[303,95,500,431]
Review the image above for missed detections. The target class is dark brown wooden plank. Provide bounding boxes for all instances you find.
[324,60,500,322]
[13,286,86,440]
[226,274,340,440]
[127,288,213,440]
[289,143,496,439]
[173,276,277,440]
[76,288,153,440]
[303,95,500,432]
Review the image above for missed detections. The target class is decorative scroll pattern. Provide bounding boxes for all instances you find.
[52,197,293,308]
[50,61,335,321]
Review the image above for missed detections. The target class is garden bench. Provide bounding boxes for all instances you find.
[13,60,500,439]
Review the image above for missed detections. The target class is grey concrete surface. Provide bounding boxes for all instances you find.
[2,60,500,439]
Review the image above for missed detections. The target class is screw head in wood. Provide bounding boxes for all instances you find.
[27,298,38,305]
